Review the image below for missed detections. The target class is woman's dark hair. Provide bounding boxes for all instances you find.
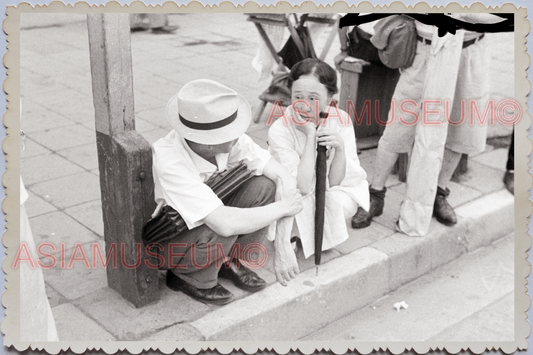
[287,58,338,96]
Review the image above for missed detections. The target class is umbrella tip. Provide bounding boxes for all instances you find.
[316,266,318,276]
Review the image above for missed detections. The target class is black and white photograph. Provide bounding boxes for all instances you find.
[3,2,529,353]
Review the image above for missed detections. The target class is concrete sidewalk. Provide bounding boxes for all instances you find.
[18,13,515,342]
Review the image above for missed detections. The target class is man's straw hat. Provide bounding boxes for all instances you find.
[166,79,252,145]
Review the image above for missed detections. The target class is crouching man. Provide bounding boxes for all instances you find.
[149,79,302,305]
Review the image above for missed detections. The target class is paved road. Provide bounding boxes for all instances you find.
[303,233,514,342]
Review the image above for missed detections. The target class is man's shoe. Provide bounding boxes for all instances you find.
[433,186,457,226]
[351,186,387,229]
[504,170,514,194]
[218,259,267,292]
[166,271,234,305]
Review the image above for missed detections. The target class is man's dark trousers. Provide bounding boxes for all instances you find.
[158,176,275,289]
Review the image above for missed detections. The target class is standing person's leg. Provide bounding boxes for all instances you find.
[371,148,400,191]
[350,145,396,228]
[351,40,430,229]
[441,35,489,225]
[432,148,462,225]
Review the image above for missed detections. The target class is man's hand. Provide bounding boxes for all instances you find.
[274,216,300,286]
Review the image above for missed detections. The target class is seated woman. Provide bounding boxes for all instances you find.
[268,58,370,258]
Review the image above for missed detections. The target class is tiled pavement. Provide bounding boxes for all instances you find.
[18,13,514,341]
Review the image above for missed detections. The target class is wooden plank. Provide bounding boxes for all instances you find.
[318,17,339,61]
[339,59,364,125]
[253,100,268,123]
[88,13,159,308]
[247,15,287,27]
[253,22,282,65]
[304,15,337,25]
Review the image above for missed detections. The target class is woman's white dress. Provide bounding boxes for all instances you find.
[268,107,370,258]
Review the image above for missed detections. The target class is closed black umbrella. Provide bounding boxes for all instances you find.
[142,162,253,247]
[314,112,328,275]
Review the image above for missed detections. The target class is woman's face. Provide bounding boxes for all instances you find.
[291,74,331,124]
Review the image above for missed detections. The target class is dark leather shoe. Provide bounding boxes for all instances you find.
[166,271,234,305]
[503,170,514,194]
[351,186,386,229]
[433,186,457,226]
[218,260,267,292]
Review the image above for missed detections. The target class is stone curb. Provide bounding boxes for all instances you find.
[188,189,514,341]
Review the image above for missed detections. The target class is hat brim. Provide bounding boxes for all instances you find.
[166,93,252,145]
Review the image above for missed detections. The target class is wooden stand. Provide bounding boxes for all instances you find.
[339,59,409,181]
[87,13,159,308]
[247,13,339,122]
[338,59,364,118]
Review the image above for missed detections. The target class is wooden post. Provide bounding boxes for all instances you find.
[339,60,363,118]
[87,13,159,308]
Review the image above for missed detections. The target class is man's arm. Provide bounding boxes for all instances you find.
[205,156,302,286]
[201,152,301,237]
[201,186,302,237]
[260,158,301,286]
[261,157,297,191]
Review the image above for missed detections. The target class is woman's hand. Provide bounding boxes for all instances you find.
[292,108,317,137]
[317,126,344,152]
